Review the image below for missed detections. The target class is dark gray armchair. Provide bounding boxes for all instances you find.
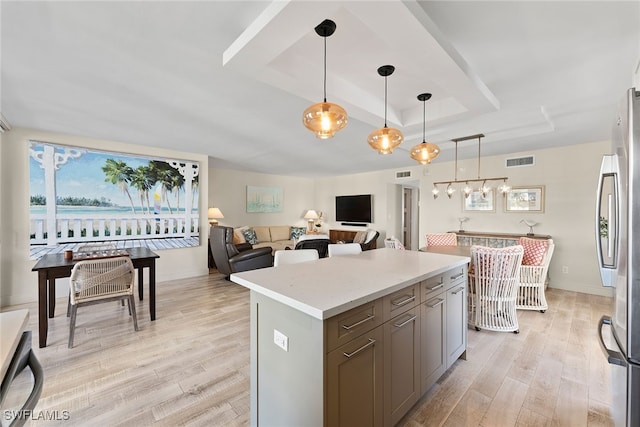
[210,226,273,278]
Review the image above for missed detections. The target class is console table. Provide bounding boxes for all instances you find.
[450,231,552,248]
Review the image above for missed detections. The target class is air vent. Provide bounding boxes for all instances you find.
[395,170,412,179]
[505,155,534,168]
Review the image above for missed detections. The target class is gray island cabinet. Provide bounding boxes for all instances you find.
[231,248,469,427]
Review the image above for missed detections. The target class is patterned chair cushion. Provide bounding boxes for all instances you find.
[242,228,259,245]
[426,233,457,246]
[290,226,306,240]
[518,237,549,265]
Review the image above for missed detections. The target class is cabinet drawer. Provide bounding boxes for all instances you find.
[383,283,420,321]
[420,274,446,301]
[326,298,384,352]
[445,266,467,291]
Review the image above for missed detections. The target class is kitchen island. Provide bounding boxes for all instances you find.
[231,248,469,427]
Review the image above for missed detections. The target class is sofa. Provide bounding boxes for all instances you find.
[233,225,307,253]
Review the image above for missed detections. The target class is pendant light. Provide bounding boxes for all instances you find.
[368,65,403,154]
[432,133,509,200]
[410,93,440,165]
[302,19,348,139]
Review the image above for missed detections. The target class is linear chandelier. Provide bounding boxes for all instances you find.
[432,133,509,199]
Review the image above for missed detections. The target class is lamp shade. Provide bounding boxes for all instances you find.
[368,126,403,155]
[303,210,320,220]
[302,102,348,139]
[409,141,440,165]
[208,207,224,219]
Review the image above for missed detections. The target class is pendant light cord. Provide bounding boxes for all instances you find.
[477,135,481,179]
[422,99,426,143]
[323,36,327,103]
[384,76,388,127]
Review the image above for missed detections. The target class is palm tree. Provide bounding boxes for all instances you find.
[149,161,175,214]
[130,165,154,215]
[102,159,136,215]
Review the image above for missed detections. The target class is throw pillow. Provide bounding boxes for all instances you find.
[242,228,258,245]
[519,237,549,265]
[290,227,306,240]
[233,226,249,244]
[353,231,367,244]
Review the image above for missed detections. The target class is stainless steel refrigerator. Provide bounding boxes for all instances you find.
[596,87,640,427]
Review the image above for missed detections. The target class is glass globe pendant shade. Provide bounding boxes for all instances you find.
[303,101,348,139]
[368,126,403,155]
[446,183,455,198]
[409,141,440,165]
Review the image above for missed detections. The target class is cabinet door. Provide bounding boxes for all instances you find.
[446,282,467,368]
[327,326,384,427]
[420,293,446,394]
[384,307,420,426]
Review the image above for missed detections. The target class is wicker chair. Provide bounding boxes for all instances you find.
[517,239,555,313]
[68,256,138,348]
[468,245,524,333]
[426,233,457,246]
[384,237,405,250]
[68,243,119,316]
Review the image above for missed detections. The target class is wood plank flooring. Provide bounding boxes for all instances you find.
[2,272,614,426]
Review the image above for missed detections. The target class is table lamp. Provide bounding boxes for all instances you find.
[208,207,224,225]
[303,210,319,233]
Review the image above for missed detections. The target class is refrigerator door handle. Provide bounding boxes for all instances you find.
[598,316,627,367]
[595,155,619,287]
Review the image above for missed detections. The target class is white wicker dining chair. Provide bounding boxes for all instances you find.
[384,237,405,250]
[517,239,555,313]
[68,256,138,348]
[468,245,524,333]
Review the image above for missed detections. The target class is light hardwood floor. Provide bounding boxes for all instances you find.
[2,272,614,426]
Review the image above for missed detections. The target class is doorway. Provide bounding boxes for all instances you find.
[402,186,419,250]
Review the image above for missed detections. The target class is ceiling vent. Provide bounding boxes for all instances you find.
[395,170,412,179]
[505,155,534,168]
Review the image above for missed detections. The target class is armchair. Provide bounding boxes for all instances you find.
[210,226,273,278]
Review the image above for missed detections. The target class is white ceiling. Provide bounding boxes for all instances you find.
[2,1,639,177]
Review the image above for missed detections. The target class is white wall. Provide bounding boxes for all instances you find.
[0,128,209,306]
[208,168,315,229]
[310,141,611,297]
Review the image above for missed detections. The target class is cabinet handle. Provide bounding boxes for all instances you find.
[451,287,465,295]
[343,338,376,358]
[391,295,415,307]
[393,314,417,328]
[425,281,444,291]
[450,272,465,281]
[341,314,375,330]
[425,298,445,308]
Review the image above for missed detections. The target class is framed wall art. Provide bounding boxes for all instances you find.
[463,189,495,212]
[504,186,545,212]
[246,186,283,213]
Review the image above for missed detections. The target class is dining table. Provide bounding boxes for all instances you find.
[31,246,159,348]
[421,245,471,257]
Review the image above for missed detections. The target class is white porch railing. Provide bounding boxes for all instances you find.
[30,213,200,245]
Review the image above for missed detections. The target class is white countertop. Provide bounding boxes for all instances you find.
[231,248,469,320]
[1,309,30,381]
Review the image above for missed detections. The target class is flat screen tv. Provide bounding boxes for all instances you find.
[335,194,372,224]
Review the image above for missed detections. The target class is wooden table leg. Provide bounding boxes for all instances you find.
[48,278,56,318]
[138,267,144,301]
[150,261,156,321]
[38,271,48,348]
